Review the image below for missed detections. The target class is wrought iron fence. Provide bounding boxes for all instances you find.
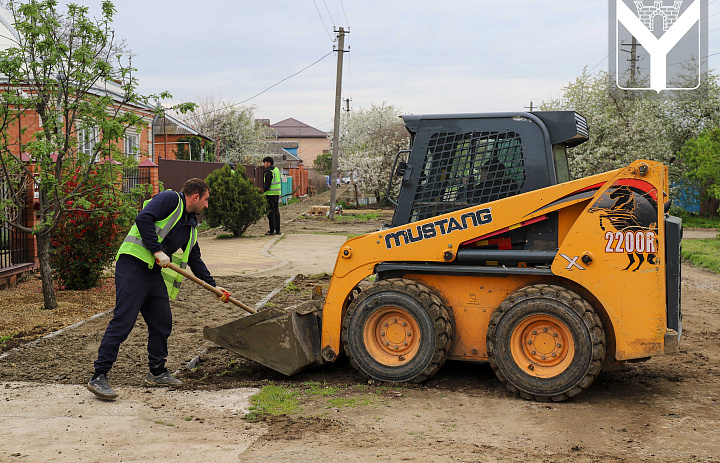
[0,180,32,272]
[122,166,150,194]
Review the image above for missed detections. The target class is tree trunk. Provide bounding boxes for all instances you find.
[36,232,57,310]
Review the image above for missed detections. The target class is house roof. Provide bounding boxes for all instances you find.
[0,6,155,114]
[0,7,20,53]
[270,118,328,139]
[154,114,214,142]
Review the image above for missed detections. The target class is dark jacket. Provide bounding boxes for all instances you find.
[128,190,215,286]
[263,166,274,192]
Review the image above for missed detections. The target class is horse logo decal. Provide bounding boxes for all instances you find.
[588,182,659,271]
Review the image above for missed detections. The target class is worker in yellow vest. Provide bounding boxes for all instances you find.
[263,156,281,235]
[87,178,230,400]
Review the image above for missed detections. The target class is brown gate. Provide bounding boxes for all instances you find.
[158,159,227,191]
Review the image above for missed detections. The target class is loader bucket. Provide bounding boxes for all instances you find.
[202,304,323,376]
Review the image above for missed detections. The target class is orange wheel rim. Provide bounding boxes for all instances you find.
[363,306,421,366]
[510,314,575,378]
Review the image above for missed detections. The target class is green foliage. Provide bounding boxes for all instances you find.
[678,128,720,216]
[204,165,265,236]
[50,166,136,289]
[243,385,299,422]
[335,212,381,222]
[682,238,720,274]
[0,0,190,309]
[1,332,19,345]
[313,151,332,175]
[669,207,720,229]
[174,136,205,161]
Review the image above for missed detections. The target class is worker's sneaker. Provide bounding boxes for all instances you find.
[87,374,118,400]
[265,230,275,235]
[144,371,183,387]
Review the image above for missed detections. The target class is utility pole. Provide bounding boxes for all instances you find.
[328,27,348,220]
[525,101,535,111]
[344,98,351,112]
[620,36,641,87]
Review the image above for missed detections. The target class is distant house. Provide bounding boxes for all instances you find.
[154,114,215,162]
[268,118,330,168]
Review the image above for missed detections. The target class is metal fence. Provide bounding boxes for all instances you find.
[122,166,151,194]
[0,180,32,273]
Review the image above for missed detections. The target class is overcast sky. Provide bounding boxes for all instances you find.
[69,0,720,132]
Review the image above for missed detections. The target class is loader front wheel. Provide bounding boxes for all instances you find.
[342,278,452,383]
[487,285,605,402]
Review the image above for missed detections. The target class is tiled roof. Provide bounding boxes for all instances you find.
[270,118,328,139]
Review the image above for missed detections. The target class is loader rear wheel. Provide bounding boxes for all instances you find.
[487,285,605,402]
[342,278,452,383]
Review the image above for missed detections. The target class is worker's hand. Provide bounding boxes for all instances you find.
[154,251,170,268]
[215,286,231,303]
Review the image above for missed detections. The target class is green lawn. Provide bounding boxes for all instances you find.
[671,208,720,229]
[682,238,720,274]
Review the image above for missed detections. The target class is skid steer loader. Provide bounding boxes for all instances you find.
[204,111,682,401]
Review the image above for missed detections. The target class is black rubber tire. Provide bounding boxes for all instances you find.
[487,284,606,402]
[342,278,452,383]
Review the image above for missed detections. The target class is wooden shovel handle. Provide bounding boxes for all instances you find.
[166,262,256,314]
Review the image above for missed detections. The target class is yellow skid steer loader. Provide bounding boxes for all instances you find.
[204,111,682,401]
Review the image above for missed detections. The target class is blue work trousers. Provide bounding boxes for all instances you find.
[94,255,172,374]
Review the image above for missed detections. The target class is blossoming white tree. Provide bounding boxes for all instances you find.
[541,68,720,182]
[336,103,409,202]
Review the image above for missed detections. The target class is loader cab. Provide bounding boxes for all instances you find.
[389,111,588,227]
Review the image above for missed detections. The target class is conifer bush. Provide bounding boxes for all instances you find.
[205,165,266,236]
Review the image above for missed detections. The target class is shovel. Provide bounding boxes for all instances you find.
[166,262,256,314]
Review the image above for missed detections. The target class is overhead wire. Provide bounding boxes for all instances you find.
[321,0,336,27]
[185,50,335,120]
[312,0,333,42]
[587,0,720,74]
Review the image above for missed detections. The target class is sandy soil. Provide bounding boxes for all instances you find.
[1,196,719,461]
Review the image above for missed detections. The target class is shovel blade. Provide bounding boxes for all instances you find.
[203,306,322,376]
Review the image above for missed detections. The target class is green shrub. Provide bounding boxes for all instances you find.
[205,165,266,236]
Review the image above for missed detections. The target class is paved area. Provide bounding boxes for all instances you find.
[198,233,347,278]
[683,228,718,239]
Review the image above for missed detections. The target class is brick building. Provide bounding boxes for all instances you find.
[154,114,215,162]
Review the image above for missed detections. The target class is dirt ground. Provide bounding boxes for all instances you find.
[1,192,719,462]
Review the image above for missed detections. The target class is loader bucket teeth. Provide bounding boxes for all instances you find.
[203,305,323,376]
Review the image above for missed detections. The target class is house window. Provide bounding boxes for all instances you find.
[77,127,98,156]
[125,132,139,160]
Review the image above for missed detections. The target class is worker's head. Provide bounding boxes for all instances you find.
[182,178,210,214]
[263,156,274,168]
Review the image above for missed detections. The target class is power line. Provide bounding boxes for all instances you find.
[312,0,333,42]
[187,51,334,120]
[321,0,336,26]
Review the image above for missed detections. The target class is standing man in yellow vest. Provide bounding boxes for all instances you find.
[87,178,231,400]
[263,156,282,235]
